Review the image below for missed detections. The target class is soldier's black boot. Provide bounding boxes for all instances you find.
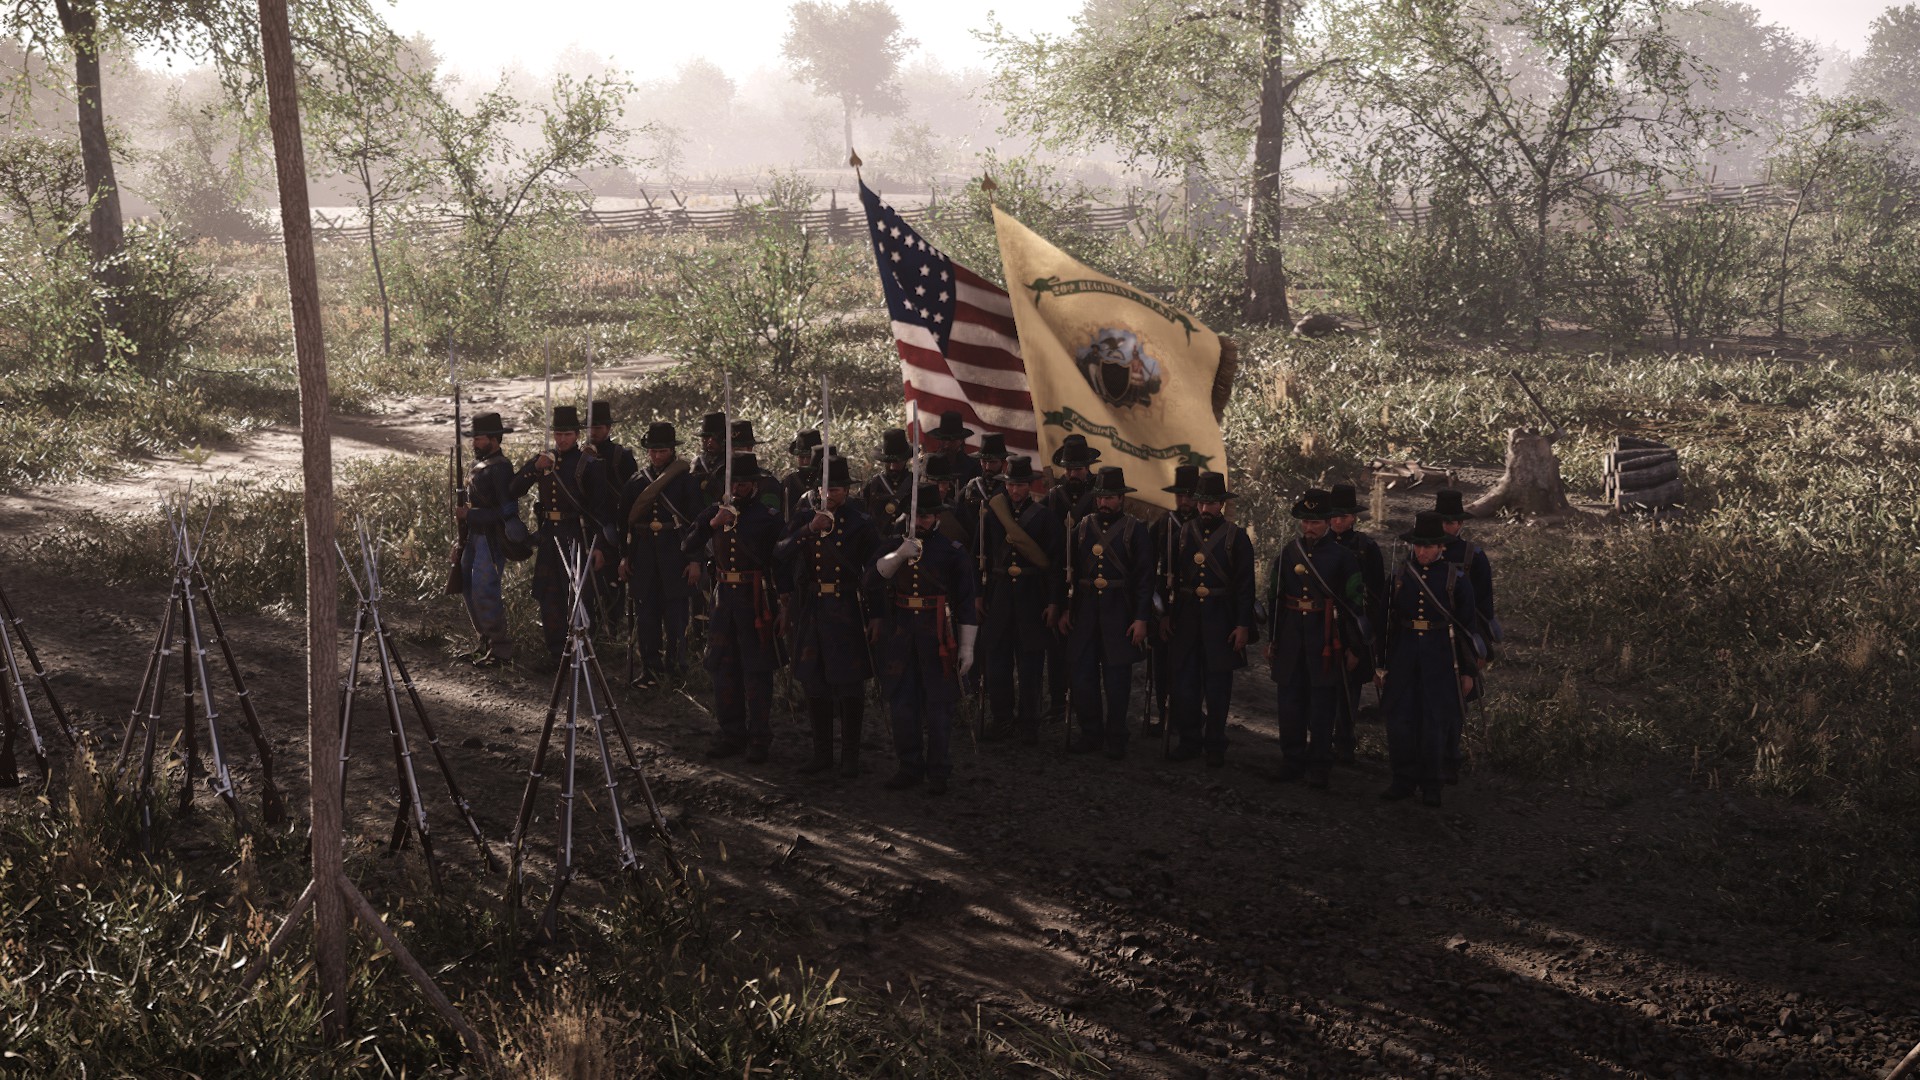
[838,697,864,779]
[797,698,835,775]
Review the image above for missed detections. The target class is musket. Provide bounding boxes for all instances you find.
[817,375,831,513]
[544,339,554,457]
[584,342,597,456]
[906,401,921,539]
[446,333,467,596]
[722,371,734,510]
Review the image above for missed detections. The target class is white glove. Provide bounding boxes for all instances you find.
[876,537,923,579]
[957,624,978,676]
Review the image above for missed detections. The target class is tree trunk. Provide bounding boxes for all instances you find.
[1242,0,1292,328]
[256,0,348,1042]
[1466,427,1571,517]
[359,160,392,357]
[842,100,855,160]
[55,0,126,370]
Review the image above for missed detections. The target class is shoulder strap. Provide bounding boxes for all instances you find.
[988,493,1051,568]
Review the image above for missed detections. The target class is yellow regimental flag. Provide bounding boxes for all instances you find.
[992,206,1235,512]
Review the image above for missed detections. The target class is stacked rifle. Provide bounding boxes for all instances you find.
[0,574,75,787]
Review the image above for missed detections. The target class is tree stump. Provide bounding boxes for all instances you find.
[1466,427,1571,517]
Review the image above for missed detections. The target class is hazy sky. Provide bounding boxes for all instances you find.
[380,0,1894,84]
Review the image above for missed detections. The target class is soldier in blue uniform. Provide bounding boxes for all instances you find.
[780,454,882,778]
[1328,481,1387,764]
[1059,467,1153,758]
[863,428,914,536]
[960,431,1009,513]
[1265,488,1368,787]
[869,483,978,794]
[588,400,638,638]
[1148,464,1201,733]
[1164,471,1255,766]
[1435,487,1497,782]
[918,455,974,551]
[509,405,617,667]
[979,456,1066,744]
[690,411,729,502]
[454,411,520,667]
[782,429,822,519]
[682,451,785,762]
[1045,434,1101,726]
[1377,511,1480,807]
[618,422,703,689]
[927,410,982,484]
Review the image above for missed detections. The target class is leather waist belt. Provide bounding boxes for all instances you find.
[1177,585,1217,599]
[894,595,944,611]
[542,510,576,523]
[648,520,667,533]
[1075,577,1115,590]
[1408,618,1434,631]
[718,571,759,586]
[1284,597,1327,612]
[816,582,844,595]
[993,565,1033,578]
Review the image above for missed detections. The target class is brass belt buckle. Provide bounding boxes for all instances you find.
[1093,576,1108,589]
[649,520,664,533]
[1194,585,1211,598]
[1007,565,1023,578]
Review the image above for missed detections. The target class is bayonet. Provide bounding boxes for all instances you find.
[722,371,734,510]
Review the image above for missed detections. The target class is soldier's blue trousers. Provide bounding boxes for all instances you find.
[461,535,513,661]
[531,538,577,660]
[1386,670,1454,791]
[987,637,1046,730]
[889,667,955,780]
[1071,649,1133,747]
[634,593,688,672]
[1273,651,1342,766]
[1172,663,1233,752]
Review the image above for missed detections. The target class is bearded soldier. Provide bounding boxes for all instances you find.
[509,405,616,668]
[1148,464,1201,732]
[682,451,785,762]
[1377,511,1480,807]
[782,429,823,518]
[1045,433,1101,726]
[863,428,914,536]
[1265,488,1368,787]
[454,411,520,667]
[869,483,978,794]
[979,456,1066,744]
[958,432,1009,568]
[926,410,982,484]
[587,400,638,635]
[1328,481,1387,764]
[1058,467,1153,758]
[1164,471,1255,765]
[1434,487,1497,783]
[690,411,729,503]
[618,422,701,689]
[780,454,881,778]
[918,455,974,552]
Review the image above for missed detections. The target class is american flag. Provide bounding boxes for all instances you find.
[859,182,1037,453]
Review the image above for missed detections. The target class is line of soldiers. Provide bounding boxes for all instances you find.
[455,403,1499,804]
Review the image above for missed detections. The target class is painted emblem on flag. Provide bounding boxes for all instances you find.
[1075,328,1162,410]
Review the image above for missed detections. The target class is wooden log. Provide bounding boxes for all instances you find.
[1616,450,1679,471]
[1466,427,1572,517]
[1612,448,1677,467]
[1616,459,1681,488]
[1615,435,1669,451]
[1616,478,1684,509]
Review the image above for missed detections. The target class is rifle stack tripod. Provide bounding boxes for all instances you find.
[510,536,683,940]
[337,518,496,892]
[114,502,286,845]
[0,574,76,787]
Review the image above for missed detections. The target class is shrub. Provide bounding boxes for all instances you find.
[1833,218,1920,345]
[1305,189,1530,339]
[109,224,238,376]
[1632,203,1765,342]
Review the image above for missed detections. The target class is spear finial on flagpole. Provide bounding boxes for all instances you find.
[849,149,863,182]
[980,172,998,202]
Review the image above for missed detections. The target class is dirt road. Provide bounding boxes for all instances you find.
[0,368,1912,1077]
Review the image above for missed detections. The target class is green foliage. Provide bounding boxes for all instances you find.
[1322,0,1712,335]
[394,71,635,351]
[145,90,266,242]
[640,172,859,381]
[1833,218,1920,345]
[1632,203,1765,342]
[109,223,240,375]
[0,132,85,228]
[1304,188,1532,339]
